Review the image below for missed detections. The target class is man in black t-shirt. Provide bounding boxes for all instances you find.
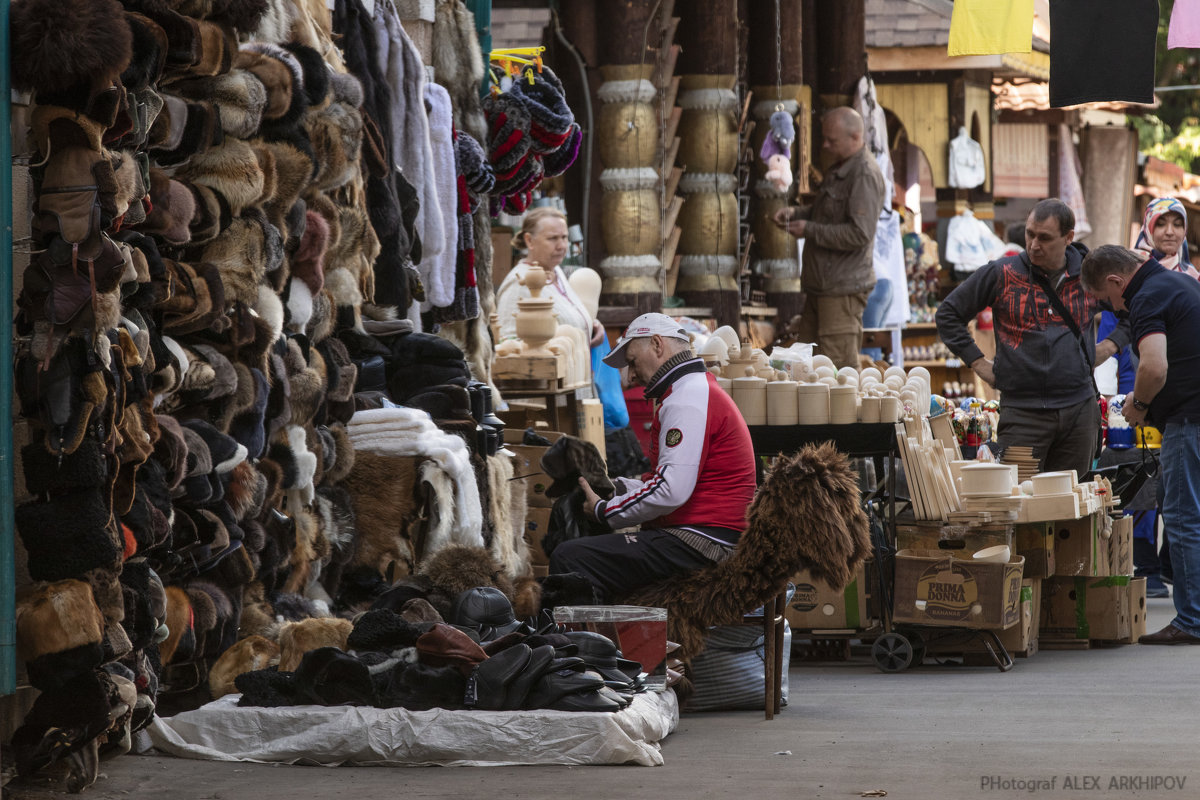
[1082,244,1200,645]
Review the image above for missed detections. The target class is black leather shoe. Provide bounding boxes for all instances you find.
[1139,624,1200,645]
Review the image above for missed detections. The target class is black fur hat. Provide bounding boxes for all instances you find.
[235,666,299,707]
[292,647,377,707]
[347,609,428,653]
[15,489,120,582]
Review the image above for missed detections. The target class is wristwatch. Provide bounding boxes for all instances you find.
[1130,397,1149,412]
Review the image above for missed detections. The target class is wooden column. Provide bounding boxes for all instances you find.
[674,0,742,326]
[747,0,807,324]
[814,0,865,108]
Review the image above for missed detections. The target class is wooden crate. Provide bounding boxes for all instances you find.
[493,354,585,393]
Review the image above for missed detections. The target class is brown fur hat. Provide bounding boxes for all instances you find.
[627,442,871,660]
[188,19,236,77]
[225,459,268,521]
[158,585,195,664]
[141,168,196,246]
[185,182,228,245]
[259,140,314,244]
[199,213,269,307]
[278,616,352,672]
[122,12,170,91]
[284,337,327,427]
[173,68,268,139]
[16,580,106,691]
[178,138,266,217]
[308,99,363,191]
[11,0,132,108]
[208,635,280,699]
[419,544,516,611]
[234,49,294,121]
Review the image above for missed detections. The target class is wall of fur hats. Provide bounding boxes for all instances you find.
[5,0,581,790]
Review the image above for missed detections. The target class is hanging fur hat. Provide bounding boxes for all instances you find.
[228,366,270,459]
[15,489,121,583]
[16,580,106,693]
[542,122,582,178]
[20,437,107,497]
[283,42,330,109]
[177,138,266,218]
[243,0,296,45]
[483,90,532,181]
[11,0,133,110]
[199,213,269,307]
[187,20,236,78]
[121,12,169,92]
[149,98,222,168]
[511,66,574,155]
[234,49,293,121]
[290,209,328,295]
[172,69,268,139]
[308,100,364,191]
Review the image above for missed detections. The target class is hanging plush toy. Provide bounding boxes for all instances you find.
[760,106,796,192]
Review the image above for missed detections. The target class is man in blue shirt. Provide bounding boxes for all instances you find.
[1081,244,1200,644]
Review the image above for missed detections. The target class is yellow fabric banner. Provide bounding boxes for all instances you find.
[947,0,1035,56]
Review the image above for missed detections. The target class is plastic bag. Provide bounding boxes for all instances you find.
[592,336,630,430]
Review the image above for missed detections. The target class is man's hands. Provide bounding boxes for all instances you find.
[1122,400,1148,427]
[971,356,996,387]
[1095,339,1118,366]
[772,207,806,238]
[578,476,601,518]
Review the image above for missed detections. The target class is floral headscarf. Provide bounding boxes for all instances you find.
[1135,197,1197,277]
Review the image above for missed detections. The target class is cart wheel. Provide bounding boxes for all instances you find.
[872,632,914,673]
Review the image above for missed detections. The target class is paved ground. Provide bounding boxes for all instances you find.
[4,598,1195,800]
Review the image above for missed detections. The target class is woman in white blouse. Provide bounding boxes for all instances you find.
[496,207,605,346]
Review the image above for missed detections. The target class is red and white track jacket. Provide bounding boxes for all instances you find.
[594,357,756,541]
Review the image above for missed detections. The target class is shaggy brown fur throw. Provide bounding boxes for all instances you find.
[625,442,871,660]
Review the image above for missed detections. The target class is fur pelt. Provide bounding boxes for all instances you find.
[278,616,352,672]
[208,635,280,699]
[12,0,133,101]
[432,0,486,143]
[342,451,420,582]
[510,576,541,620]
[281,505,321,594]
[485,454,525,580]
[15,580,105,662]
[159,586,193,664]
[245,0,296,44]
[178,138,266,217]
[237,582,280,641]
[626,443,871,660]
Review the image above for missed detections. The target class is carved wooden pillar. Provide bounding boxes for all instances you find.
[675,0,741,326]
[748,0,807,323]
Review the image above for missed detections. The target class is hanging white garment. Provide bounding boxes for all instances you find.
[945,209,1006,272]
[873,208,911,327]
[948,126,986,189]
[854,75,895,187]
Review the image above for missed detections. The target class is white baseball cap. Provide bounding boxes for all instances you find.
[602,313,691,368]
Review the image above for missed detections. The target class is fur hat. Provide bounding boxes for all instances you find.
[418,545,515,618]
[308,100,363,191]
[16,580,106,692]
[173,69,268,139]
[291,209,328,295]
[15,489,120,583]
[149,98,221,168]
[182,419,247,475]
[284,43,330,108]
[234,49,293,121]
[243,0,296,45]
[228,366,270,459]
[234,666,300,707]
[200,212,270,307]
[292,647,378,706]
[277,617,353,672]
[20,437,107,497]
[178,138,266,217]
[542,122,582,178]
[207,0,272,33]
[142,169,197,247]
[11,0,133,109]
[540,435,614,500]
[347,609,427,653]
[483,90,531,179]
[121,12,169,92]
[188,20,236,78]
[208,635,280,699]
[158,586,195,665]
[512,67,574,154]
[455,131,494,196]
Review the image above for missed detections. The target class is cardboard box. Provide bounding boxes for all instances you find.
[1108,514,1134,576]
[1051,512,1110,577]
[786,563,871,631]
[523,506,553,565]
[892,550,1024,629]
[954,578,1041,657]
[1039,576,1131,642]
[896,521,1013,557]
[504,429,564,507]
[576,398,606,462]
[1014,521,1055,579]
[1127,577,1147,644]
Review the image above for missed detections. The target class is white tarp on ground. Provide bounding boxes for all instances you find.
[147,690,679,767]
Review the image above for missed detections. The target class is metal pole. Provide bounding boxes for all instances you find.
[1,0,18,696]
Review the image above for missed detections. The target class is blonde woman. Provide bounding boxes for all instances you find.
[495,207,604,346]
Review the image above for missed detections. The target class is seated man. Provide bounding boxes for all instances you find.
[550,313,757,601]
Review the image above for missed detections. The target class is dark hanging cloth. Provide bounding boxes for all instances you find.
[332,0,420,310]
[1049,0,1159,108]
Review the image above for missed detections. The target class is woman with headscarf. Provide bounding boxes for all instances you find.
[1134,197,1198,278]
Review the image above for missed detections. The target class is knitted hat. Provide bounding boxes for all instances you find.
[513,67,574,154]
[542,122,582,178]
[483,90,532,179]
[454,131,495,196]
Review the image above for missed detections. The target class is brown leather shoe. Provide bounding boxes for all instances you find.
[1138,624,1200,645]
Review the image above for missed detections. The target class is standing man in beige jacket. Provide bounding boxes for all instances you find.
[774,107,888,368]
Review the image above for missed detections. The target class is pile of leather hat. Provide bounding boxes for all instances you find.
[450,586,530,642]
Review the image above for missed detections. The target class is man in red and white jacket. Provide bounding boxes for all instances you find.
[549,314,757,601]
